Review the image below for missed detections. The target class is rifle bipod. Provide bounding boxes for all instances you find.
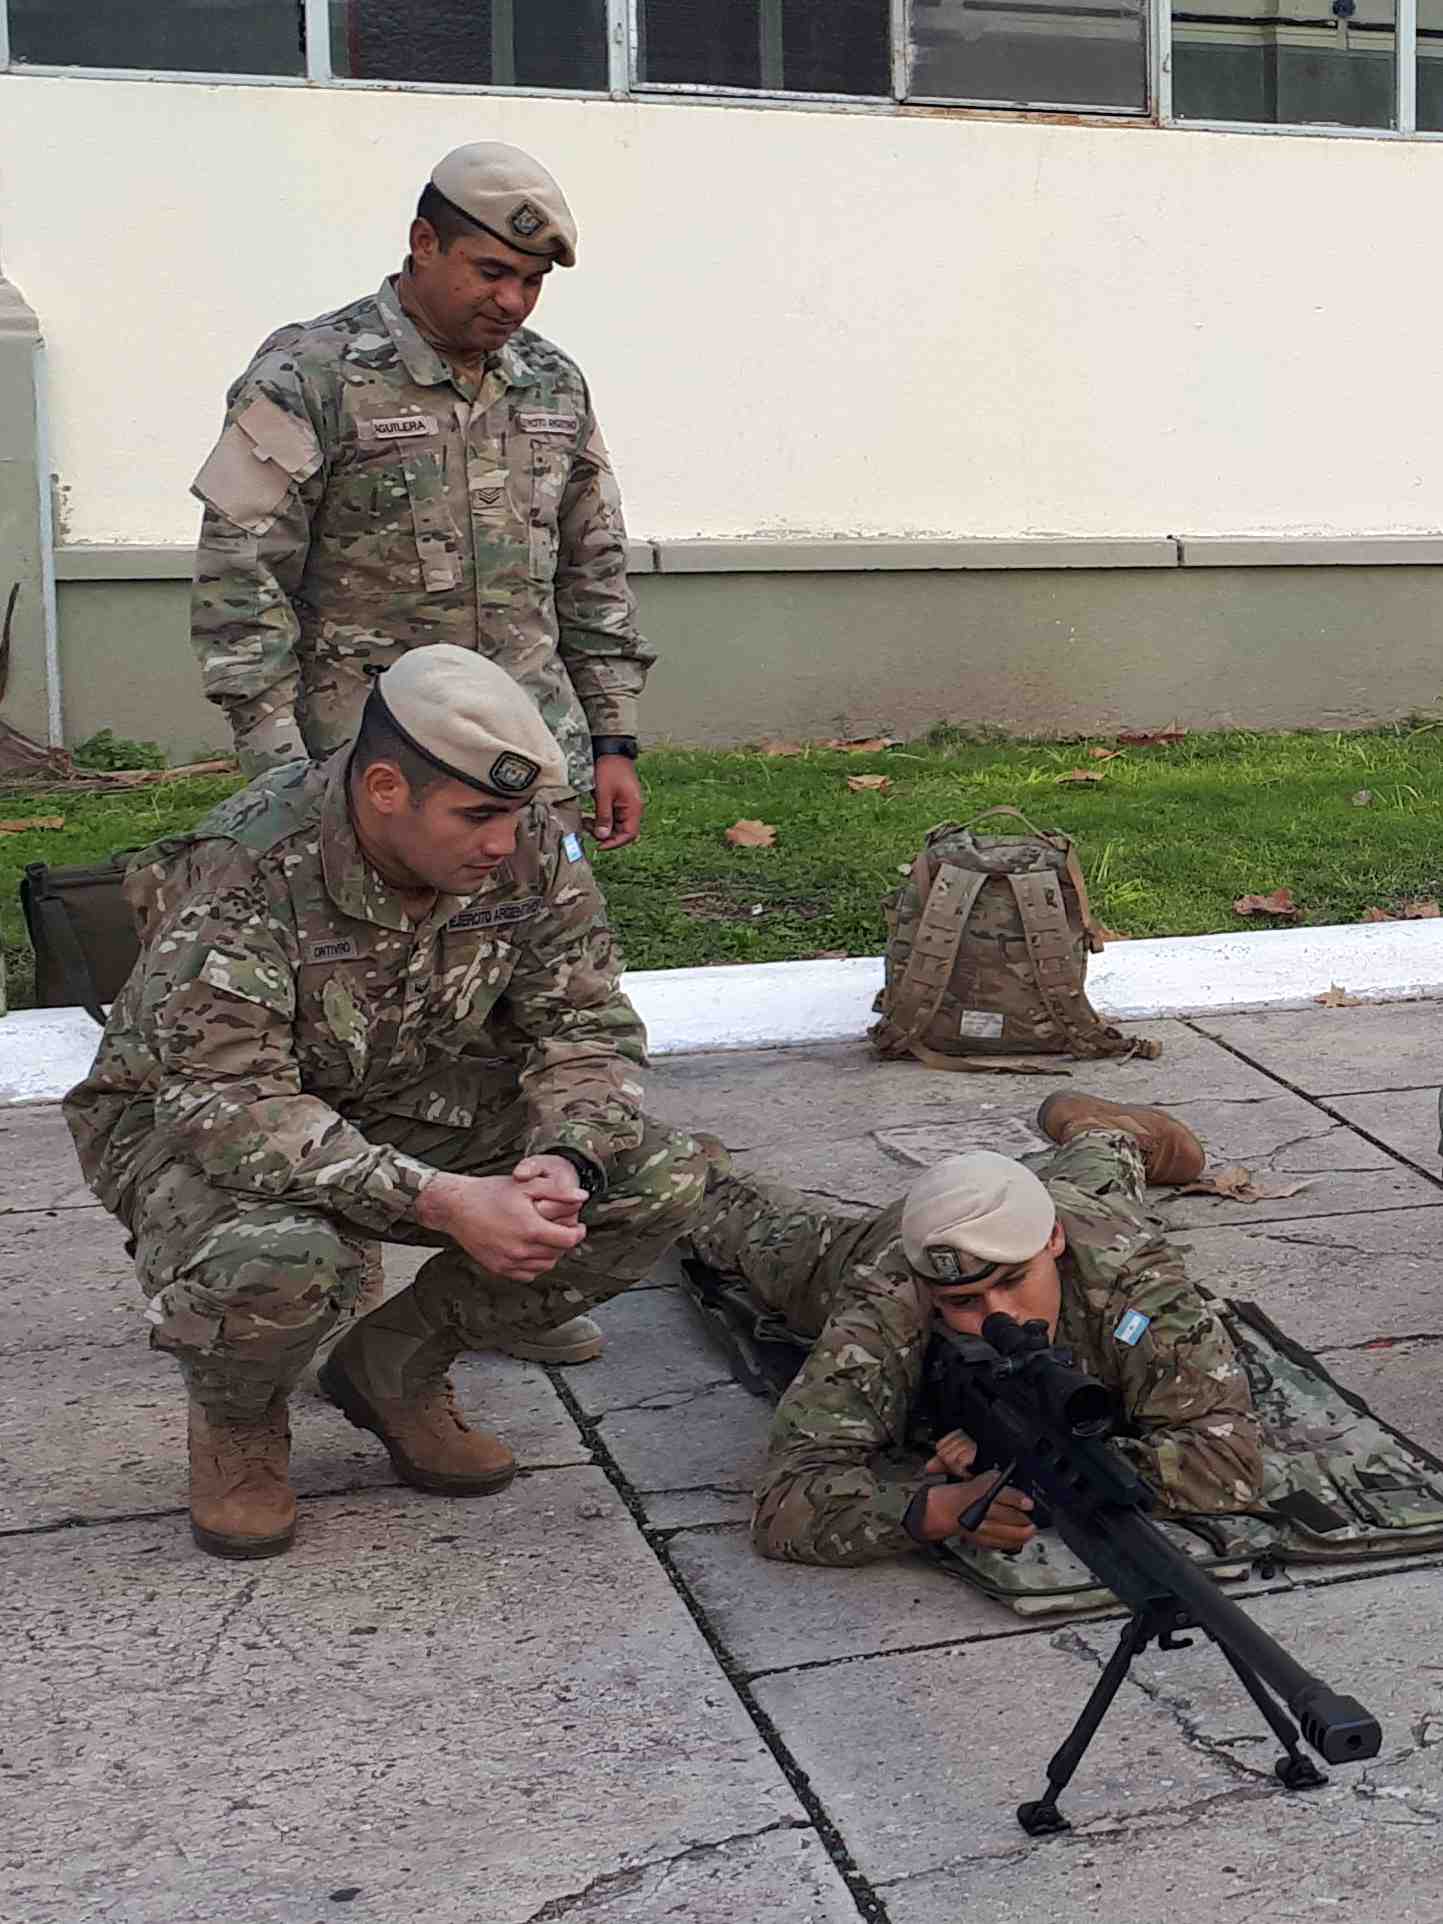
[1015,1595,1326,1838]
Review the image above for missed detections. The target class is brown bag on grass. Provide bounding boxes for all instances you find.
[869,806,1158,1073]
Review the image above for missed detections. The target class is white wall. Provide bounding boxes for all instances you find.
[1,73,1442,546]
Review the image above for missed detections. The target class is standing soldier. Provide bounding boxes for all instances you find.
[190,141,650,849]
[64,648,705,1561]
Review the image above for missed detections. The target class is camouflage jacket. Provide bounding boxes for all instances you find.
[64,755,648,1235]
[752,1135,1264,1566]
[190,275,652,789]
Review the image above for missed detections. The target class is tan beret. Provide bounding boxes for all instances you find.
[901,1152,1057,1284]
[372,645,567,799]
[430,142,577,268]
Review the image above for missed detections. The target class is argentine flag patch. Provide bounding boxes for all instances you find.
[562,832,584,864]
[1115,1309,1151,1347]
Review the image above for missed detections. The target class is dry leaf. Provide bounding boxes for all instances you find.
[1233,888,1302,920]
[1117,723,1188,747]
[760,740,806,757]
[805,949,849,960]
[1351,789,1374,807]
[1095,925,1131,943]
[1056,769,1104,785]
[1087,747,1121,761]
[1315,984,1363,1008]
[821,735,899,753]
[0,814,64,833]
[724,818,778,848]
[845,774,891,793]
[1360,906,1394,923]
[1178,1163,1311,1204]
[1403,898,1441,919]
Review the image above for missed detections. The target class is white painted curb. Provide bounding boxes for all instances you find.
[3,917,1441,1105]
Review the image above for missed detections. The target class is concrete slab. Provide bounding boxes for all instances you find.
[883,1774,1443,1924]
[1197,1001,1443,1096]
[1178,1206,1443,1352]
[0,1203,147,1351]
[752,1630,1240,1886]
[668,1525,1016,1675]
[1320,1339,1443,1460]
[525,1825,863,1923]
[1151,1093,1440,1227]
[0,1346,588,1531]
[0,1102,94,1209]
[598,1381,773,1521]
[1330,1087,1442,1175]
[0,1473,803,1924]
[644,1027,1276,1154]
[572,1284,738,1418]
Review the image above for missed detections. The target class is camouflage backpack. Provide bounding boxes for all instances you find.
[870,806,1157,1072]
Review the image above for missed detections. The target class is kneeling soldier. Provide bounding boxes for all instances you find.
[65,646,706,1559]
[687,1096,1265,1566]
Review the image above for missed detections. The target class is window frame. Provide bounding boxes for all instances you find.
[0,0,1436,138]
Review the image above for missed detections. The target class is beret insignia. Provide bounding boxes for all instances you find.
[489,750,540,794]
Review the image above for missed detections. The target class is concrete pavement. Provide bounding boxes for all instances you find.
[3,1000,1442,1922]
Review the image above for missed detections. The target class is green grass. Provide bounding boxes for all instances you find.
[4,726,1442,1006]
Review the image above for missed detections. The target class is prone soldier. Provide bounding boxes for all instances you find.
[686,1095,1266,1566]
[64,647,706,1560]
[191,140,650,847]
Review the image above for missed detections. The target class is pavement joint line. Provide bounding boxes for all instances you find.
[542,1360,894,1924]
[589,1377,741,1417]
[1179,1018,1443,1194]
[0,1459,596,1544]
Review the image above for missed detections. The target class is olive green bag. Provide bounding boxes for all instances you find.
[19,854,139,1027]
[869,806,1157,1073]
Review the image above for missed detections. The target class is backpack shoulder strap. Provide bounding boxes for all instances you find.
[1006,867,1099,1056]
[872,859,988,1058]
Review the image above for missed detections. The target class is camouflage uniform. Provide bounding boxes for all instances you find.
[63,755,705,1417]
[689,1131,1263,1567]
[191,276,651,791]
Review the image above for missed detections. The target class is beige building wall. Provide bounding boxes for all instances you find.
[2,74,1443,550]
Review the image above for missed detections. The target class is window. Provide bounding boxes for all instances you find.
[1420,0,1443,127]
[5,0,1443,137]
[909,0,1148,113]
[1172,0,1396,128]
[8,0,305,74]
[331,0,608,90]
[635,0,891,96]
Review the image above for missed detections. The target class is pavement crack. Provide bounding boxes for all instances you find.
[593,1378,738,1417]
[1050,1628,1271,1785]
[188,1574,261,1686]
[518,1821,808,1921]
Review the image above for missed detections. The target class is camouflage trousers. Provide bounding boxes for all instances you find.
[130,1107,707,1417]
[689,1131,1147,1340]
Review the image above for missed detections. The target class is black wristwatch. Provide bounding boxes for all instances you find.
[539,1146,608,1199]
[590,736,639,761]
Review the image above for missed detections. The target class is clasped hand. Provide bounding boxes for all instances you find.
[416,1154,590,1281]
[916,1429,1037,1551]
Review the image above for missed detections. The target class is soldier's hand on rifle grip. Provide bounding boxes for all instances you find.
[917,1431,1037,1549]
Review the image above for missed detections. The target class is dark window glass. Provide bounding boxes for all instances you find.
[637,0,891,95]
[9,0,304,73]
[1172,4,1395,127]
[1418,0,1443,128]
[908,0,1147,111]
[333,0,607,90]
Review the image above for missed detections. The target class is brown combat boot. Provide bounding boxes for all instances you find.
[1036,1091,1206,1186]
[317,1286,516,1496]
[493,1315,605,1365]
[187,1398,297,1560]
